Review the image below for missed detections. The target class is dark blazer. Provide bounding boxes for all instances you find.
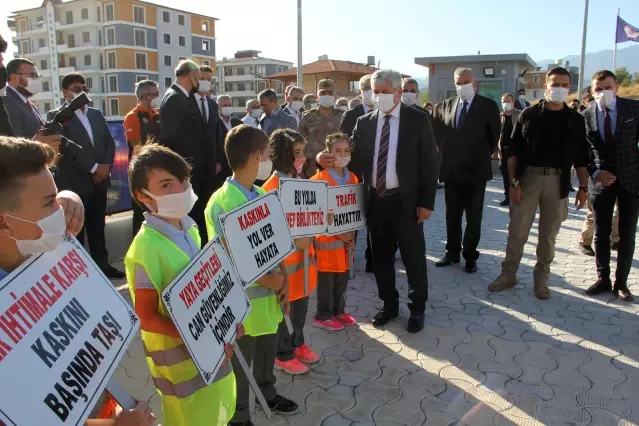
[47,105,115,195]
[436,94,500,182]
[340,104,366,137]
[516,98,531,110]
[215,116,243,187]
[202,97,223,171]
[583,97,639,195]
[0,95,16,136]
[351,103,439,215]
[4,86,44,138]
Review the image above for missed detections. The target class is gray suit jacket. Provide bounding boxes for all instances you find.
[47,105,115,195]
[259,108,297,136]
[3,86,44,138]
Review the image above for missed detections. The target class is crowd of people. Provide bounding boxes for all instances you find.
[0,27,638,425]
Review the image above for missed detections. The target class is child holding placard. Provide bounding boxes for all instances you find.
[205,125,299,425]
[311,133,358,331]
[263,129,319,375]
[124,143,237,426]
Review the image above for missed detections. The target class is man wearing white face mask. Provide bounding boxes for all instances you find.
[282,86,305,126]
[488,67,590,300]
[242,99,262,128]
[497,93,521,206]
[217,94,242,132]
[336,97,349,112]
[258,88,297,136]
[516,89,530,111]
[341,74,375,138]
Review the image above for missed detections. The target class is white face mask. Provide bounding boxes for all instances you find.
[402,92,417,106]
[319,95,335,108]
[335,156,351,168]
[143,184,198,219]
[310,103,318,109]
[290,100,303,111]
[150,96,161,109]
[594,90,615,109]
[23,78,42,96]
[502,102,513,112]
[548,87,569,104]
[257,158,273,181]
[250,108,262,119]
[361,90,373,106]
[456,83,475,101]
[198,80,211,93]
[221,106,233,117]
[426,109,433,115]
[6,208,66,256]
[373,92,398,113]
[518,94,526,101]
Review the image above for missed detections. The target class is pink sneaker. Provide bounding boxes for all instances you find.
[335,313,357,326]
[274,358,309,375]
[294,344,320,364]
[313,318,344,331]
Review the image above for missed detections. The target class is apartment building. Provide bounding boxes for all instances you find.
[9,0,217,120]
[523,60,580,102]
[216,50,292,115]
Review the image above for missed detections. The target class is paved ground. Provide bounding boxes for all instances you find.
[108,180,639,425]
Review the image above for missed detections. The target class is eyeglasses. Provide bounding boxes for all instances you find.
[16,72,42,80]
[69,86,89,94]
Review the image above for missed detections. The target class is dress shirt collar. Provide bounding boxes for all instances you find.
[459,94,475,107]
[597,97,617,113]
[174,83,190,98]
[7,85,29,104]
[378,101,401,121]
[363,104,374,114]
[194,93,207,102]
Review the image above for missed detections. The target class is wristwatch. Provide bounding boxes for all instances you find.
[511,179,520,188]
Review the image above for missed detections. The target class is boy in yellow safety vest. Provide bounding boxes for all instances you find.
[205,125,299,425]
[124,143,238,426]
[0,137,156,426]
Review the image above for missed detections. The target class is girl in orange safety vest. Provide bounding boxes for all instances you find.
[311,133,358,331]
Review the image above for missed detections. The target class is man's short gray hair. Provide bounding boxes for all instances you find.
[371,69,402,90]
[175,59,199,77]
[402,78,419,89]
[454,67,473,78]
[246,99,259,108]
[336,97,348,107]
[359,74,372,89]
[348,98,362,109]
[135,79,158,101]
[217,94,231,104]
[258,89,278,103]
[289,86,304,97]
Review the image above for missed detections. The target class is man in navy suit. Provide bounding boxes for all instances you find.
[48,72,122,278]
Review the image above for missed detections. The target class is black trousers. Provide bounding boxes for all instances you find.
[276,296,309,361]
[591,182,639,286]
[78,186,109,265]
[189,174,214,245]
[500,158,510,199]
[444,180,487,262]
[368,190,428,314]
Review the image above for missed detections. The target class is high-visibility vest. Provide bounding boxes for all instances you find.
[204,181,283,336]
[311,170,358,273]
[262,173,317,301]
[125,224,236,426]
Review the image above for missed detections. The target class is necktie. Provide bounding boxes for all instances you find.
[457,101,468,128]
[200,97,207,123]
[376,115,392,197]
[26,100,39,121]
[604,108,614,146]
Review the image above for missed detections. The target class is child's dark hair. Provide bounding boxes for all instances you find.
[325,132,353,152]
[270,129,305,176]
[128,143,191,210]
[225,125,270,170]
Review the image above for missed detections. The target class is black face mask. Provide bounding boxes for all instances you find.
[0,67,7,90]
[189,75,199,95]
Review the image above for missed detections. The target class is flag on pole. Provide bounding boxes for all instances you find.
[616,16,639,43]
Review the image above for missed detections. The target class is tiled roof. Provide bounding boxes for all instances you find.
[265,59,378,79]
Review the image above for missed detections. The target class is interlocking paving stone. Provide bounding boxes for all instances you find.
[505,380,554,400]
[537,402,593,425]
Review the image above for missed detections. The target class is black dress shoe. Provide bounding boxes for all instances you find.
[266,395,299,415]
[407,314,425,333]
[580,244,595,256]
[614,283,634,302]
[435,256,460,267]
[100,264,125,279]
[465,261,477,273]
[372,308,399,327]
[499,199,510,206]
[585,279,613,296]
[611,242,619,251]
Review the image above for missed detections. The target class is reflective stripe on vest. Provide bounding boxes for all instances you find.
[144,342,192,367]
[285,248,316,275]
[316,240,345,251]
[152,364,232,398]
[245,285,276,299]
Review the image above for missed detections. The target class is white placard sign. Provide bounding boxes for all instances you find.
[161,237,251,384]
[219,191,295,286]
[278,178,328,238]
[327,184,368,235]
[0,236,139,426]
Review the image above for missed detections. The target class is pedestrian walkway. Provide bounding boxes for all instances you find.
[110,180,639,425]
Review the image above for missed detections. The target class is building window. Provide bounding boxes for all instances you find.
[178,14,185,25]
[225,67,233,76]
[110,99,119,116]
[81,8,89,19]
[134,29,146,47]
[163,33,171,44]
[98,30,103,46]
[162,11,170,22]
[86,77,93,89]
[99,53,104,69]
[133,6,145,24]
[40,60,48,70]
[44,102,51,112]
[67,34,75,48]
[256,65,265,77]
[202,40,210,51]
[164,77,172,88]
[533,76,540,83]
[97,7,101,22]
[225,83,233,92]
[100,99,106,114]
[135,52,147,70]
[237,67,245,76]
[66,11,73,25]
[202,20,209,32]
[69,57,76,67]
[257,81,266,92]
[250,82,254,91]
[136,75,148,83]
[38,38,45,48]
[276,81,283,94]
[108,75,117,92]
[250,66,254,75]
[106,27,115,45]
[101,76,106,92]
[237,83,245,91]
[202,60,210,66]
[107,51,116,69]
[164,55,172,66]
[84,54,91,66]
[178,36,185,47]
[104,3,114,21]
[82,31,90,43]
[276,66,283,73]
[42,81,50,92]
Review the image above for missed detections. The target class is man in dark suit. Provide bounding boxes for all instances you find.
[340,74,375,139]
[0,37,16,137]
[48,72,122,278]
[349,69,438,333]
[516,89,530,111]
[281,86,304,127]
[435,67,500,273]
[217,94,243,132]
[583,70,639,302]
[4,58,45,139]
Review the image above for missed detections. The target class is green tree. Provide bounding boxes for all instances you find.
[615,67,633,87]
[419,90,429,106]
[634,72,639,85]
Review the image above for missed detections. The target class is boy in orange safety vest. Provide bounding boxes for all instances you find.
[263,129,319,375]
[311,133,358,331]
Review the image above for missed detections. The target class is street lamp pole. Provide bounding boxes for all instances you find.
[577,0,589,102]
[297,0,303,89]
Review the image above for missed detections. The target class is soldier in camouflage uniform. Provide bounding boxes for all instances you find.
[299,79,344,177]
